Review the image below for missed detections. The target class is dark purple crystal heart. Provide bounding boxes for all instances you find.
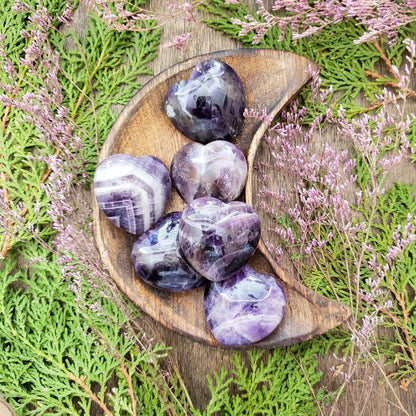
[204,265,286,347]
[93,154,171,235]
[178,197,261,281]
[165,59,246,144]
[131,212,206,292]
[171,140,247,204]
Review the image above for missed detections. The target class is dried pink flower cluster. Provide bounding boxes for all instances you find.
[86,1,416,57]
[167,0,197,22]
[1,2,79,162]
[256,71,356,262]
[254,41,415,401]
[0,1,121,309]
[243,45,416,415]
[232,0,416,44]
[258,39,415,264]
[85,0,155,32]
[87,0,201,32]
[87,0,204,55]
[162,32,192,50]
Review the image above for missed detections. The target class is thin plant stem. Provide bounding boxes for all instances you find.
[68,373,113,416]
[119,362,137,416]
[296,354,324,416]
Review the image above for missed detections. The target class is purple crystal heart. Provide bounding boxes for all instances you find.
[94,154,171,235]
[178,197,261,281]
[171,140,247,204]
[165,59,246,144]
[204,265,286,346]
[131,212,206,292]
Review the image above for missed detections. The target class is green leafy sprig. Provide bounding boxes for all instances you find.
[0,1,160,255]
[0,246,191,415]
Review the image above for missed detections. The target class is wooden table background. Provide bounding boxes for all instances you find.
[72,1,415,414]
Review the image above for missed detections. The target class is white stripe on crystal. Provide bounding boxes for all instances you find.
[136,166,165,220]
[95,167,151,232]
[134,185,150,232]
[95,159,167,233]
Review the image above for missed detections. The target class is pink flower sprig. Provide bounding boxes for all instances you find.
[231,0,416,45]
[85,0,156,32]
[362,39,416,115]
[0,1,79,258]
[86,0,206,57]
[254,47,416,404]
[86,0,203,32]
[162,32,192,51]
[1,1,77,153]
[1,1,121,299]
[256,83,357,264]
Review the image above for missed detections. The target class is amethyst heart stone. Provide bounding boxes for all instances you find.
[131,212,206,292]
[94,154,171,235]
[204,265,286,346]
[178,197,261,281]
[165,59,246,144]
[171,140,247,203]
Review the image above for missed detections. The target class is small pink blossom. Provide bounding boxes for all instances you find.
[162,32,192,50]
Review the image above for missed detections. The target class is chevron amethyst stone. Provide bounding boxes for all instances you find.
[204,265,286,346]
[171,140,247,203]
[93,154,171,235]
[165,59,246,144]
[178,197,261,281]
[131,212,206,292]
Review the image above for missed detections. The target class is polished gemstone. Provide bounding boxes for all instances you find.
[131,212,206,292]
[94,154,171,235]
[171,140,247,203]
[179,197,261,281]
[165,59,246,144]
[204,265,286,346]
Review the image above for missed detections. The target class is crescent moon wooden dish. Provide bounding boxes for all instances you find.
[93,49,351,349]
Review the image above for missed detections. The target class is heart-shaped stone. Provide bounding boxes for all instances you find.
[204,265,286,346]
[131,212,206,292]
[178,197,261,281]
[165,59,246,144]
[93,154,171,235]
[171,140,247,204]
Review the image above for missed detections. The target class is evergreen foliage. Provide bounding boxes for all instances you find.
[198,346,328,416]
[0,247,188,415]
[0,0,415,415]
[0,1,188,414]
[0,0,160,253]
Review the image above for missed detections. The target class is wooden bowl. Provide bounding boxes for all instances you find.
[93,49,350,349]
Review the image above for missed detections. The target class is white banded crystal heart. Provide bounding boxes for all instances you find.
[93,154,171,235]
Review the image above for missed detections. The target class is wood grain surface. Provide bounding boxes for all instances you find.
[74,0,416,413]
